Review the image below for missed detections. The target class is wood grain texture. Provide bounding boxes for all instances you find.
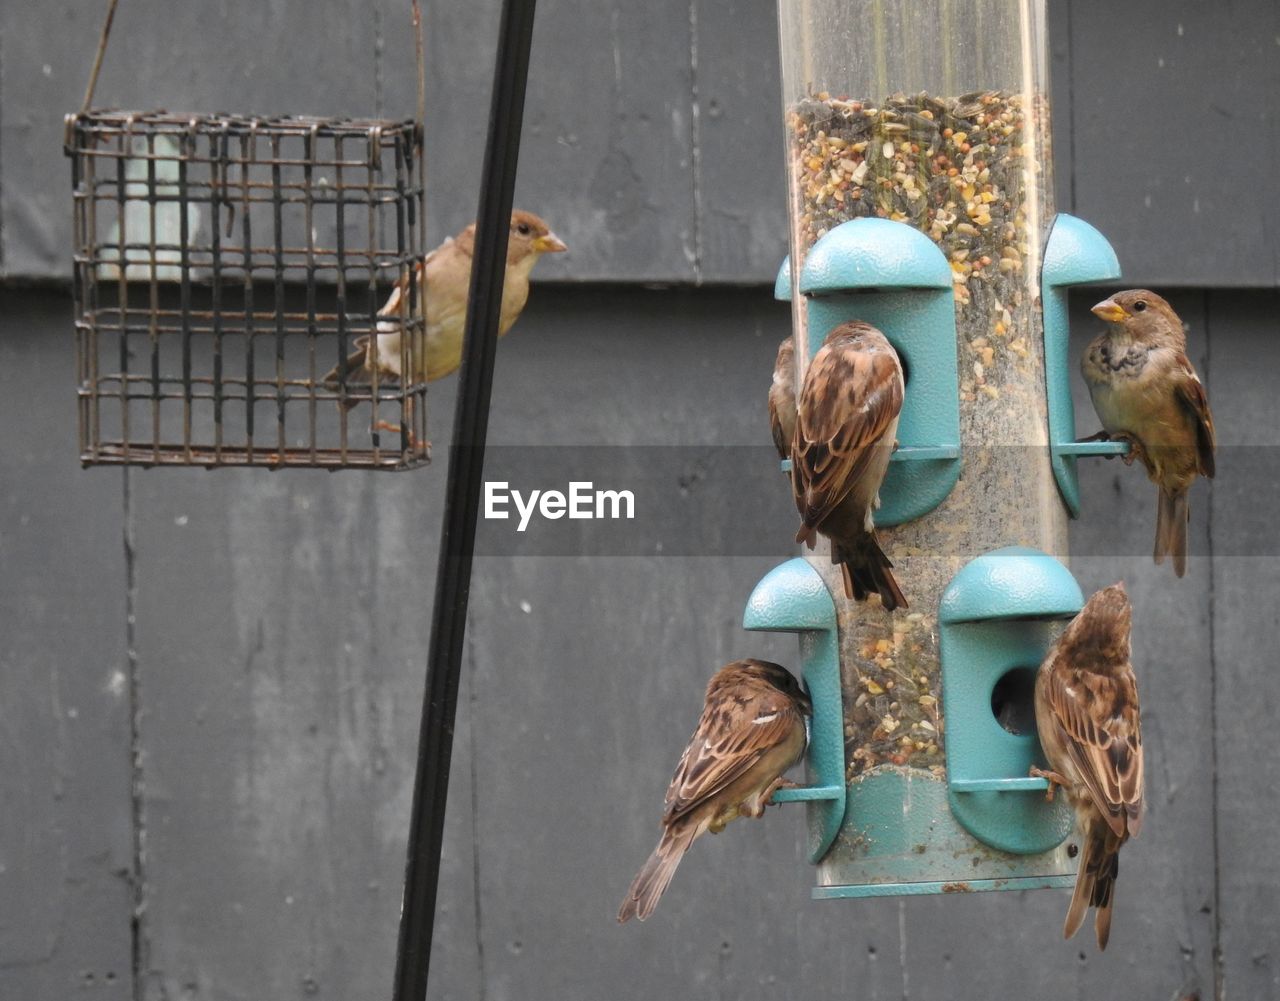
[0,291,134,999]
[126,445,482,998]
[4,0,1277,284]
[3,282,1278,998]
[1070,0,1280,287]
[1207,291,1280,1001]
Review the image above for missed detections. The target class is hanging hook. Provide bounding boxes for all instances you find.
[81,0,121,114]
[413,0,426,146]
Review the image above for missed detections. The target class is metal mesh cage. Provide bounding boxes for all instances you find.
[67,110,429,469]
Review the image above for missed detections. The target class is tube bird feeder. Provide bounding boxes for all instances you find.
[749,0,1125,898]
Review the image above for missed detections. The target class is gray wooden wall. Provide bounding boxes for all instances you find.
[2,1,1278,1000]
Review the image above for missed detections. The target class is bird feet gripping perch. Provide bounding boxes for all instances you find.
[1077,429,1142,466]
[371,419,430,456]
[1028,765,1070,803]
[763,777,801,811]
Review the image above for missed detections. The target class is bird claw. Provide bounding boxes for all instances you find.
[1109,432,1144,466]
[1079,429,1143,465]
[760,777,800,812]
[372,419,422,452]
[1029,765,1067,803]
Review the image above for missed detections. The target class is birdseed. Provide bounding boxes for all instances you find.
[785,90,1065,779]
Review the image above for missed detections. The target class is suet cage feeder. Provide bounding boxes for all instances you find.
[65,13,429,470]
[756,0,1128,899]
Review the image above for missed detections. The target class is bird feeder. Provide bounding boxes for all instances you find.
[65,6,429,469]
[753,0,1126,898]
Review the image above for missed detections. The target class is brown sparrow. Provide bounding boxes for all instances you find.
[1031,583,1144,951]
[768,336,797,460]
[322,210,566,405]
[1082,290,1216,576]
[617,659,810,923]
[791,320,907,609]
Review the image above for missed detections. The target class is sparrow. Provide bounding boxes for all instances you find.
[321,210,566,417]
[1081,290,1216,577]
[617,659,810,923]
[768,336,797,460]
[791,320,907,609]
[1031,583,1144,951]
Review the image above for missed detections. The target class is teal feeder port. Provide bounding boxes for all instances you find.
[775,256,792,302]
[791,219,962,526]
[743,558,845,863]
[1041,213,1128,516]
[744,552,1081,899]
[939,547,1081,855]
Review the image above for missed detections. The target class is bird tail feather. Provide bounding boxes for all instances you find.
[834,535,907,611]
[617,826,696,924]
[1154,489,1189,577]
[320,342,372,411]
[1064,824,1122,950]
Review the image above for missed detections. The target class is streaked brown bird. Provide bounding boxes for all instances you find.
[1082,290,1216,577]
[768,336,797,460]
[617,659,810,924]
[1031,583,1144,951]
[791,320,907,609]
[321,210,566,428]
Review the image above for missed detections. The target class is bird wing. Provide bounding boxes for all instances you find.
[1173,355,1216,478]
[1045,665,1145,839]
[662,684,803,826]
[792,341,902,531]
[768,395,790,459]
[376,234,458,323]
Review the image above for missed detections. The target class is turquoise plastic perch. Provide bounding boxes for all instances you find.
[1041,213,1127,516]
[774,218,962,526]
[939,547,1081,854]
[742,558,844,864]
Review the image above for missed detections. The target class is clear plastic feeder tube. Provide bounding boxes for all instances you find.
[777,0,1067,789]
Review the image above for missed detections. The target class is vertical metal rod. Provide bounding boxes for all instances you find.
[270,133,286,459]
[115,128,131,458]
[304,124,318,462]
[178,124,194,461]
[335,134,349,461]
[240,130,257,458]
[391,0,537,997]
[392,133,410,456]
[147,132,162,463]
[210,128,226,460]
[366,129,382,461]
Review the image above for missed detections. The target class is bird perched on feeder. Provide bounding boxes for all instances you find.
[1031,583,1144,951]
[617,659,810,924]
[321,210,566,432]
[790,320,907,609]
[1081,290,1216,577]
[768,336,797,460]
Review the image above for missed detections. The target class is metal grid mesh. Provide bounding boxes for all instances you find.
[67,110,429,469]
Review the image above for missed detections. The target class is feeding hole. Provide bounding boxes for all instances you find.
[888,348,912,388]
[990,667,1037,736]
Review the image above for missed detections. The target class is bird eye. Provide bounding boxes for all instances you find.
[1133,300,1147,312]
[516,222,531,236]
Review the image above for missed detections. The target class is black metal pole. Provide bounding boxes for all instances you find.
[391,1,537,999]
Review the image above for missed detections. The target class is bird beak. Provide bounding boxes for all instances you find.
[533,232,568,254]
[1091,298,1128,323]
